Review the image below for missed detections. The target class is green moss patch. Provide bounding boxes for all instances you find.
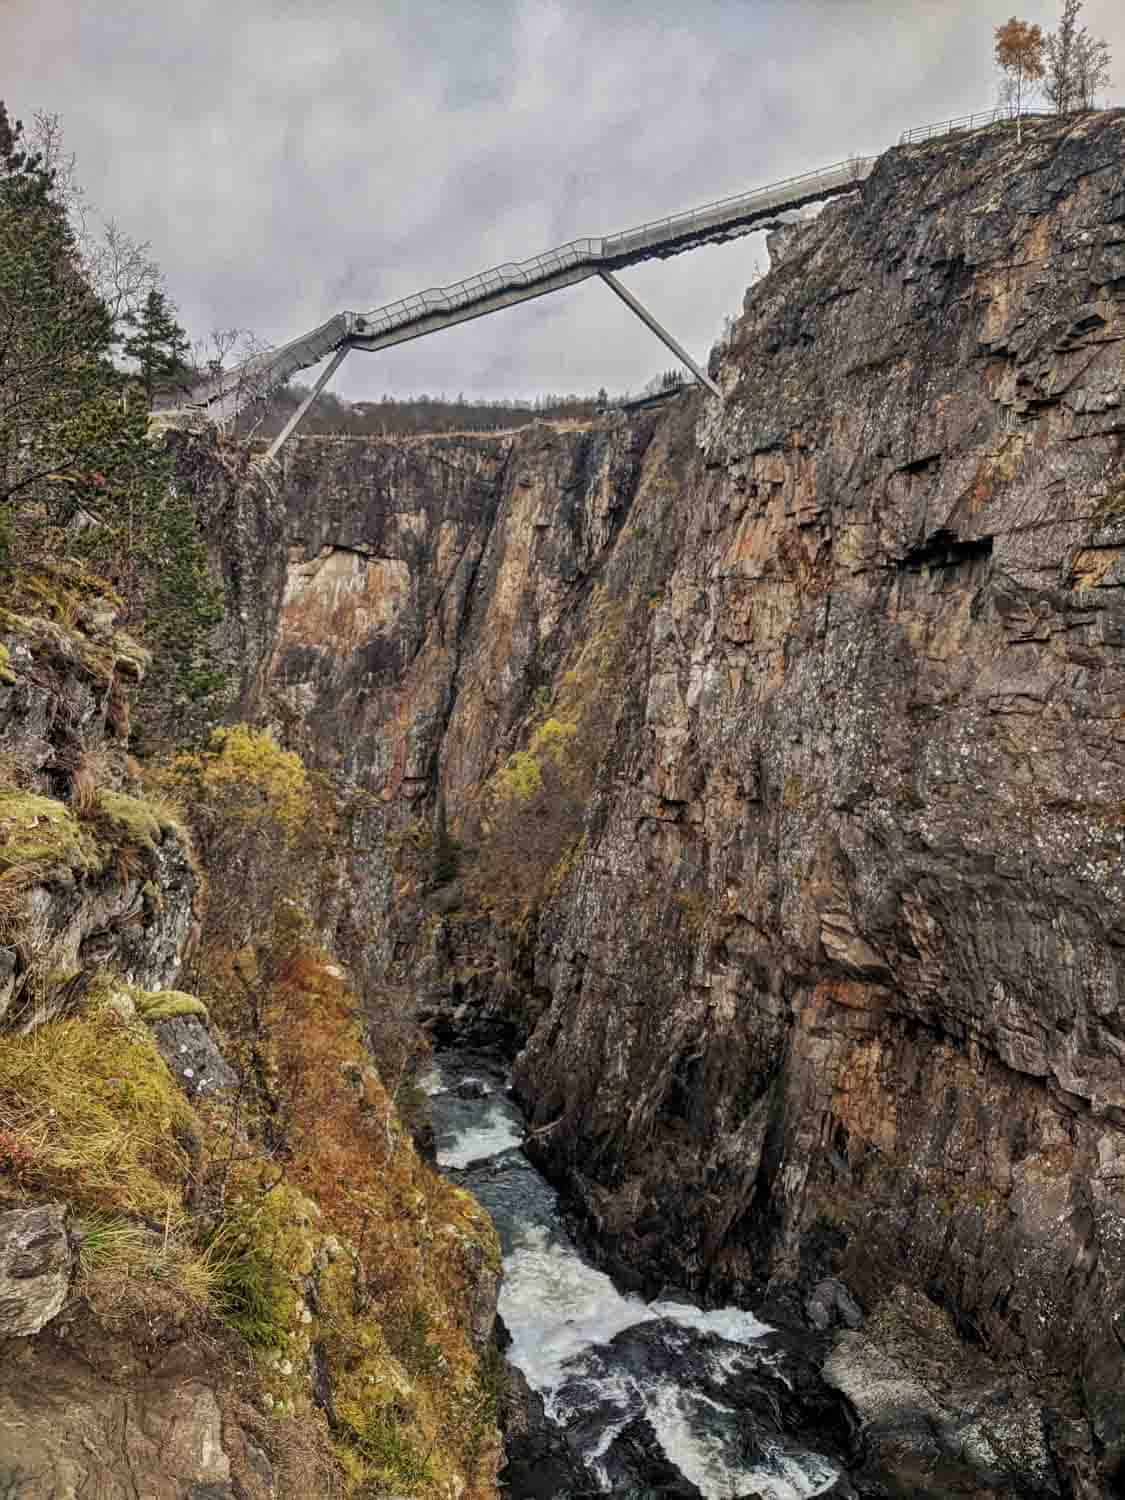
[0,791,104,884]
[94,788,183,851]
[132,988,209,1022]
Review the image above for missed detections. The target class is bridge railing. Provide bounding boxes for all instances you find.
[603,156,874,260]
[192,151,879,413]
[352,237,603,339]
[898,107,1012,144]
[351,156,876,340]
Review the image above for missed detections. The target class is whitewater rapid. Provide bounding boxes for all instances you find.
[427,1056,840,1500]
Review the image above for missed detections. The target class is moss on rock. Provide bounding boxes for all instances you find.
[0,792,104,884]
[131,988,208,1022]
[93,788,184,852]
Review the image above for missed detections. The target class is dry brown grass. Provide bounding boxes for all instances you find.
[67,747,111,816]
[0,1007,198,1216]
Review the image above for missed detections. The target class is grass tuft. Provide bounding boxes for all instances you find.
[205,1210,291,1349]
[0,1009,197,1216]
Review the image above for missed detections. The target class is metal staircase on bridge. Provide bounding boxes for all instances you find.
[187,106,1026,460]
[188,155,876,457]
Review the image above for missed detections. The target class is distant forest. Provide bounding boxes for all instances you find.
[233,367,689,441]
[240,384,607,440]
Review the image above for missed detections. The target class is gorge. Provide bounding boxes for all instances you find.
[2,105,1124,1499]
[201,107,1125,1497]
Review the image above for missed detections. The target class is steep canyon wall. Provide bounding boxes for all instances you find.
[198,110,1125,1492]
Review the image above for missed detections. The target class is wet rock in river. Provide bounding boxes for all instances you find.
[498,1362,597,1499]
[597,1414,704,1496]
[805,1278,864,1333]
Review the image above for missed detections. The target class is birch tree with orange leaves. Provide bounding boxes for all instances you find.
[995,17,1046,143]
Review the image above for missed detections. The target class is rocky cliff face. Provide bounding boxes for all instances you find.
[0,563,503,1499]
[198,109,1125,1495]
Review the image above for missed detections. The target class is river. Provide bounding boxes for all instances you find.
[426,1052,845,1500]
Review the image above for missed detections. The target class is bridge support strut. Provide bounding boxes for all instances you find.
[262,343,351,464]
[598,271,723,401]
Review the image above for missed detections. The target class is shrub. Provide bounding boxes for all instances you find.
[463,594,627,930]
[349,1407,435,1493]
[159,725,327,964]
[205,1211,290,1349]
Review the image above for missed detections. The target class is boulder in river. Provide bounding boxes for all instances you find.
[597,1414,704,1496]
[498,1361,598,1499]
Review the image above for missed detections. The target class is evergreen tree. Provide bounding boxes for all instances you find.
[0,99,222,716]
[0,102,116,522]
[121,288,192,404]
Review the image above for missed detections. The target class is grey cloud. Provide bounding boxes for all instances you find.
[5,0,1122,401]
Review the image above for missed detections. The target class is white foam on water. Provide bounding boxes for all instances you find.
[501,1223,776,1393]
[500,1224,656,1392]
[418,1065,444,1096]
[644,1384,750,1499]
[649,1296,772,1344]
[432,1059,839,1498]
[570,1370,642,1483]
[436,1096,525,1168]
[741,1445,842,1500]
[644,1386,840,1500]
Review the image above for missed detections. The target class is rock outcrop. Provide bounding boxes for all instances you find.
[186,109,1125,1495]
[0,576,201,1031]
[0,1203,72,1337]
[0,570,503,1498]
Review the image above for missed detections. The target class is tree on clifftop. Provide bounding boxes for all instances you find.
[121,288,192,405]
[1045,0,1082,114]
[0,101,221,711]
[995,17,1046,143]
[1044,0,1113,114]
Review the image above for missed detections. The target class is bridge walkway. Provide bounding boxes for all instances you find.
[190,155,875,433]
[186,105,1030,455]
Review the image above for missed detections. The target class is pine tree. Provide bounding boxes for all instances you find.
[0,100,222,715]
[121,287,191,404]
[0,101,116,520]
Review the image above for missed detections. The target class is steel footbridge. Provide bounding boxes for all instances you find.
[188,107,1024,459]
[189,154,881,457]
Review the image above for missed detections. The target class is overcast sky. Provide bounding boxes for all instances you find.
[5,0,1123,403]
